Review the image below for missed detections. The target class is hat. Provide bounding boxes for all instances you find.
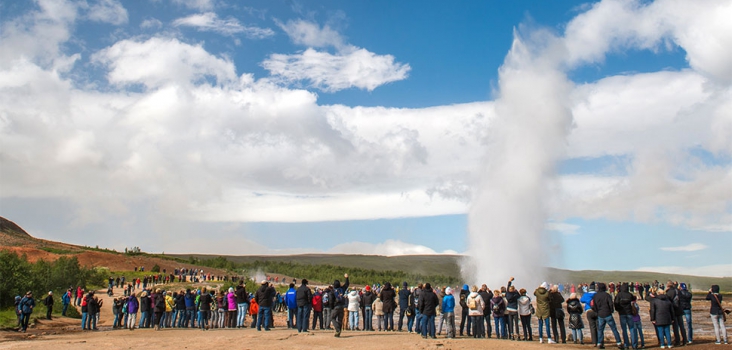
[365,285,371,291]
[589,282,596,292]
[541,282,549,289]
[261,280,268,285]
[48,291,53,295]
[680,283,687,291]
[403,281,408,288]
[445,287,453,295]
[462,284,469,291]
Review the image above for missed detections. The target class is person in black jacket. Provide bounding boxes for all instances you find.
[707,284,729,345]
[361,286,376,331]
[459,284,471,336]
[591,283,622,349]
[235,281,248,328]
[549,285,566,343]
[379,282,397,331]
[678,283,693,344]
[478,284,494,338]
[650,288,674,348]
[417,283,439,339]
[255,281,275,331]
[665,281,687,346]
[613,283,634,348]
[331,273,349,337]
[44,291,54,320]
[398,282,411,331]
[296,279,313,333]
[174,290,186,328]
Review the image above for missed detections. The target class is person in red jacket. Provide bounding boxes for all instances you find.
[312,288,324,329]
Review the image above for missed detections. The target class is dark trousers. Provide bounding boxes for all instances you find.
[460,309,471,335]
[587,309,599,346]
[398,307,407,330]
[312,311,323,329]
[46,305,53,320]
[297,305,311,332]
[21,312,31,331]
[332,305,345,335]
[552,313,566,342]
[484,314,492,337]
[471,315,485,338]
[520,314,533,340]
[672,314,687,345]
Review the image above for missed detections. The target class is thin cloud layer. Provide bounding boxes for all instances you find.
[173,12,275,38]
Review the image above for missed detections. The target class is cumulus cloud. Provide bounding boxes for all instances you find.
[85,0,128,25]
[329,239,458,256]
[659,243,708,252]
[264,20,410,92]
[173,12,274,38]
[545,222,581,235]
[171,0,215,11]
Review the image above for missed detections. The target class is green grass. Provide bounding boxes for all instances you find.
[0,295,80,329]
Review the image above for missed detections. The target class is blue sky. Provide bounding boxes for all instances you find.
[0,0,730,278]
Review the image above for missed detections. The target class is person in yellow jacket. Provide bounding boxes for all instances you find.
[164,291,174,328]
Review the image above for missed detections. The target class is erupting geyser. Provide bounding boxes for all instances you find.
[463,29,574,288]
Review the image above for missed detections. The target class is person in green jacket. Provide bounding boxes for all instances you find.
[535,282,556,344]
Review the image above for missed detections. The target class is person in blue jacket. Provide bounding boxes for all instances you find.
[580,282,598,346]
[62,289,72,316]
[442,287,456,338]
[18,291,35,333]
[285,283,298,329]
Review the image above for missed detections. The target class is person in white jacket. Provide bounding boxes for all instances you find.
[347,290,361,330]
[467,286,486,338]
[517,288,534,341]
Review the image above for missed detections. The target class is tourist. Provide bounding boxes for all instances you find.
[517,288,533,341]
[614,282,634,348]
[296,279,313,333]
[630,295,645,349]
[312,287,324,329]
[442,287,456,338]
[127,292,139,330]
[678,283,693,344]
[361,285,376,331]
[534,282,555,344]
[255,281,275,331]
[707,285,729,345]
[62,289,71,316]
[380,282,397,332]
[198,287,213,331]
[566,293,584,344]
[505,279,519,340]
[235,281,248,328]
[331,273,350,337]
[650,288,674,349]
[489,286,504,339]
[43,291,54,320]
[398,281,411,331]
[373,295,385,331]
[285,283,297,328]
[459,284,471,336]
[665,281,687,346]
[347,288,361,330]
[18,291,34,333]
[478,284,494,338]
[227,287,237,328]
[592,282,622,349]
[468,285,486,338]
[418,283,439,339]
[323,285,334,329]
[549,284,566,343]
[580,282,599,346]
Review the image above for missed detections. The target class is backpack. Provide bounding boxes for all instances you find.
[492,299,501,313]
[459,293,468,308]
[322,291,330,305]
[467,296,477,310]
[630,301,639,316]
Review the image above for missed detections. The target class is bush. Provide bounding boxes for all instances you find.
[151,264,160,273]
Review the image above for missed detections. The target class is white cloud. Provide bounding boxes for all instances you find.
[171,0,215,11]
[636,264,732,278]
[263,47,410,92]
[140,18,163,30]
[660,243,709,252]
[545,222,580,235]
[265,19,410,92]
[91,37,237,88]
[173,12,274,38]
[329,239,458,256]
[276,19,344,48]
[86,0,128,25]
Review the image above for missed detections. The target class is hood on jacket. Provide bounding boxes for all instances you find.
[469,291,479,298]
[620,283,629,293]
[403,282,408,289]
[712,285,720,293]
[589,282,596,292]
[518,295,531,304]
[597,283,607,292]
[541,282,549,289]
[535,287,547,295]
[424,283,432,292]
[334,280,341,290]
[445,287,453,295]
[349,291,358,297]
[463,284,469,291]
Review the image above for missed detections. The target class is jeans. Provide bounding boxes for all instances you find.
[323,307,332,328]
[471,315,484,337]
[384,311,394,331]
[632,320,644,348]
[199,310,209,329]
[656,325,671,347]
[20,313,31,331]
[538,317,551,340]
[81,312,88,329]
[683,309,692,342]
[257,306,271,330]
[672,313,687,344]
[62,303,69,316]
[494,316,506,339]
[139,311,147,328]
[421,314,436,338]
[113,313,121,327]
[460,309,471,335]
[520,314,532,340]
[348,310,359,330]
[597,315,622,346]
[287,307,297,328]
[297,305,311,332]
[711,314,728,343]
[415,310,422,333]
[398,307,407,330]
[407,315,415,332]
[364,307,373,330]
[444,312,455,338]
[619,314,634,347]
[237,303,248,327]
[186,309,196,327]
[483,314,492,337]
[508,312,519,338]
[170,310,178,327]
[572,328,584,343]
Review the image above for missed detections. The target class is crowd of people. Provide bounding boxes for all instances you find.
[12,273,731,348]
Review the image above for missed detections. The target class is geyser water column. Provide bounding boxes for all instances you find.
[463,30,574,288]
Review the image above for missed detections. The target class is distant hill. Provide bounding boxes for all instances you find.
[174,253,732,292]
[0,216,33,239]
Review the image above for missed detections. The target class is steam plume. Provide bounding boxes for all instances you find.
[464,29,573,288]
